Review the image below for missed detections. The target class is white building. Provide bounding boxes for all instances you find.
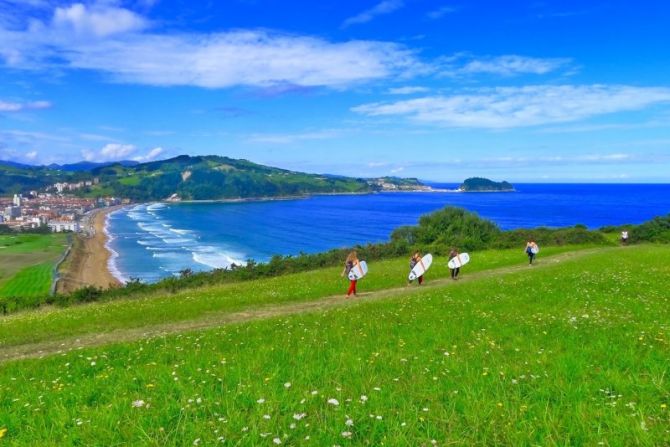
[48,221,81,233]
[13,194,22,207]
[4,206,21,219]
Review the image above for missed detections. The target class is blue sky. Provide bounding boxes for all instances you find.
[1,0,669,182]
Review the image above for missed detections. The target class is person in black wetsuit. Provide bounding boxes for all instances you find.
[525,240,538,265]
[448,248,460,280]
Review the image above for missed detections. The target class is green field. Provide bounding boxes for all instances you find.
[0,234,68,300]
[0,244,669,445]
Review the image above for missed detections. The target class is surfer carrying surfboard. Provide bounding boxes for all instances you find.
[525,240,539,265]
[621,230,629,245]
[448,248,461,280]
[341,251,360,297]
[408,251,425,285]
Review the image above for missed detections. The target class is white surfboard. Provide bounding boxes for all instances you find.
[409,254,433,281]
[447,252,470,269]
[348,261,368,280]
[531,245,539,254]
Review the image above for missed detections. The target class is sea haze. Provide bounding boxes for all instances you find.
[107,183,670,283]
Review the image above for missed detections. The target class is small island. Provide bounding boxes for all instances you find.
[459,177,515,192]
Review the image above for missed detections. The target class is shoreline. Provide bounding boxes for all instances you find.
[167,187,451,205]
[57,207,123,293]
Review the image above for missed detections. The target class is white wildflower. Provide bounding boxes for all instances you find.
[327,398,340,406]
[132,400,146,408]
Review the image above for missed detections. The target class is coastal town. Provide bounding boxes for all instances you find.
[0,181,129,233]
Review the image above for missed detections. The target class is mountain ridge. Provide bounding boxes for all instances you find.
[0,155,428,200]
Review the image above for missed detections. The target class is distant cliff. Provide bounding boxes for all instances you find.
[459,177,514,192]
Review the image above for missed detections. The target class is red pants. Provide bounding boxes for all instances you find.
[347,279,357,296]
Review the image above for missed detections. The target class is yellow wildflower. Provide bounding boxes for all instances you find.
[0,428,7,439]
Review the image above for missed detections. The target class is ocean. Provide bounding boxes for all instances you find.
[106,183,670,283]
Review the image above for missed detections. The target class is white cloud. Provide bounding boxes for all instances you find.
[82,144,164,163]
[352,85,670,128]
[49,3,148,38]
[458,55,572,76]
[101,143,135,159]
[342,0,404,28]
[1,129,70,143]
[436,54,573,78]
[387,86,430,95]
[0,5,421,89]
[0,100,51,112]
[83,143,136,161]
[427,6,457,20]
[132,147,164,162]
[25,150,38,160]
[481,153,634,165]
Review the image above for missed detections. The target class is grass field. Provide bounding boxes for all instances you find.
[0,234,68,299]
[0,245,592,350]
[0,244,668,445]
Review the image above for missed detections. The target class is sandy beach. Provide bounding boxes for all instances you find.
[57,207,122,294]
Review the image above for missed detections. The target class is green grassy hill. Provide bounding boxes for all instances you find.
[1,244,668,445]
[1,156,425,200]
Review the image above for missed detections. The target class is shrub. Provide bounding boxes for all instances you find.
[630,214,670,243]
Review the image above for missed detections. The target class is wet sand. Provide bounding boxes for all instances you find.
[57,208,122,293]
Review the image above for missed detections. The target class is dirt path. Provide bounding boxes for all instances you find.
[0,247,617,364]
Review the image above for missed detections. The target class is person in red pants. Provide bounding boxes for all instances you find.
[408,251,424,286]
[341,251,360,297]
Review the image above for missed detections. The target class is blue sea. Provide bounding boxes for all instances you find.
[106,184,670,283]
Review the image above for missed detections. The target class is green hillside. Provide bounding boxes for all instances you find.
[0,244,669,445]
[0,234,68,303]
[0,163,73,195]
[1,156,425,200]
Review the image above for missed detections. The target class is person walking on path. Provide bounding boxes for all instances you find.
[525,240,538,265]
[341,251,360,297]
[408,251,425,286]
[621,230,629,245]
[448,248,461,280]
